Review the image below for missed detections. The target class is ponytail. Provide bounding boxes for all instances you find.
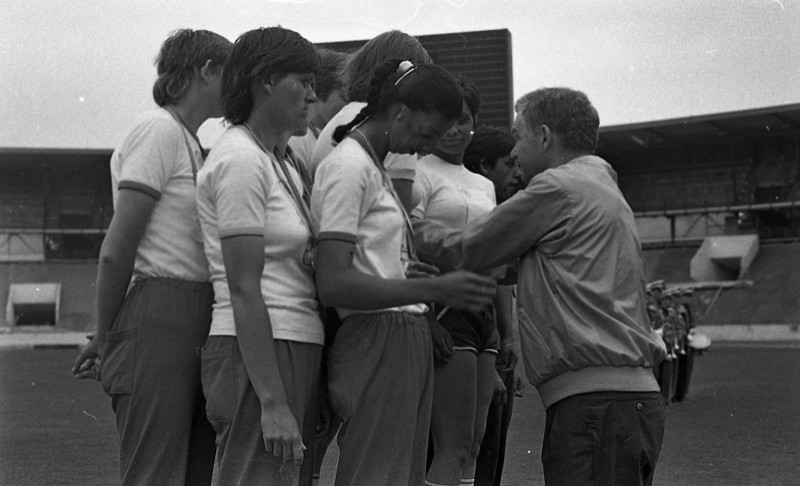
[333,59,404,142]
[332,59,461,143]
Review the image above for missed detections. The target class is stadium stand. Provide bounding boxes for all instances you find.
[599,103,800,241]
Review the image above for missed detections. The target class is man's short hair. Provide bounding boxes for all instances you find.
[515,87,600,154]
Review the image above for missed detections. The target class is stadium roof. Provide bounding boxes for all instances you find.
[0,147,112,156]
[599,103,800,151]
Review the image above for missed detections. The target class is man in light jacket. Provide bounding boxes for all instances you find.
[462,87,667,486]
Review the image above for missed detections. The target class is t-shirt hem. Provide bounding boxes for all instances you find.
[338,305,428,319]
[207,328,324,346]
[273,329,325,346]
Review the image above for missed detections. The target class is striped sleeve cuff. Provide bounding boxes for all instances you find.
[317,231,358,244]
[219,227,264,238]
[118,180,161,200]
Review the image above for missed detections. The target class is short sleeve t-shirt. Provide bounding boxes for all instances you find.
[288,128,317,178]
[310,101,418,182]
[110,108,209,281]
[311,137,427,318]
[196,126,323,345]
[411,155,496,271]
[412,155,496,228]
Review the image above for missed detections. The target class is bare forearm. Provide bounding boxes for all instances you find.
[315,240,496,313]
[318,267,436,310]
[94,248,136,340]
[92,189,157,340]
[231,288,290,407]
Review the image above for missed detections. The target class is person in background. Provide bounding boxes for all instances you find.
[310,30,433,212]
[195,27,324,485]
[312,59,497,486]
[71,29,232,485]
[288,47,350,185]
[462,126,524,205]
[286,45,351,486]
[462,87,668,486]
[410,77,519,486]
[462,126,525,486]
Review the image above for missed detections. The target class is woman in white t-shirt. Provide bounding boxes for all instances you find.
[412,78,519,486]
[312,59,498,486]
[195,27,323,485]
[288,47,350,187]
[71,30,232,485]
[310,30,433,212]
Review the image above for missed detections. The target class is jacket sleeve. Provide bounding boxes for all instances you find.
[462,171,570,272]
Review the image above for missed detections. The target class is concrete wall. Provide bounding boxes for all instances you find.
[644,241,800,325]
[0,262,97,331]
[690,234,760,281]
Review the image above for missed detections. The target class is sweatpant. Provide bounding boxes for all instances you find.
[328,311,434,486]
[541,391,665,486]
[100,277,216,486]
[201,336,322,486]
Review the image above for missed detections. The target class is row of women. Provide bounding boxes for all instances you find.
[72,25,524,486]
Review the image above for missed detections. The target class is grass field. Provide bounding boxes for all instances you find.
[2,345,799,485]
[0,348,118,486]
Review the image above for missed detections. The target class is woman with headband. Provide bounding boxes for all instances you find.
[310,30,432,212]
[195,27,323,484]
[311,59,497,485]
[71,29,232,485]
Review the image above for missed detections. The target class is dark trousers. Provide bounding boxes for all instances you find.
[101,278,216,486]
[542,391,665,486]
[674,351,695,401]
[201,336,322,486]
[475,369,515,486]
[655,359,675,403]
[328,312,434,486]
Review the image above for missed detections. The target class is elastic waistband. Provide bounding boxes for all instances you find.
[343,310,428,327]
[131,276,212,292]
[538,365,660,410]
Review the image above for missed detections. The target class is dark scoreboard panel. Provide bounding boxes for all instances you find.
[318,29,513,130]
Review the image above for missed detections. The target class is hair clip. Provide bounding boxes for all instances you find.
[394,60,416,86]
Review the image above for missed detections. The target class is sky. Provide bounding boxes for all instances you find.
[2,0,799,150]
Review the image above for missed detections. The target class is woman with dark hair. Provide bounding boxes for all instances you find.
[194,27,323,485]
[70,29,231,485]
[410,77,519,486]
[310,30,433,211]
[289,47,350,179]
[312,59,497,486]
[463,126,524,204]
